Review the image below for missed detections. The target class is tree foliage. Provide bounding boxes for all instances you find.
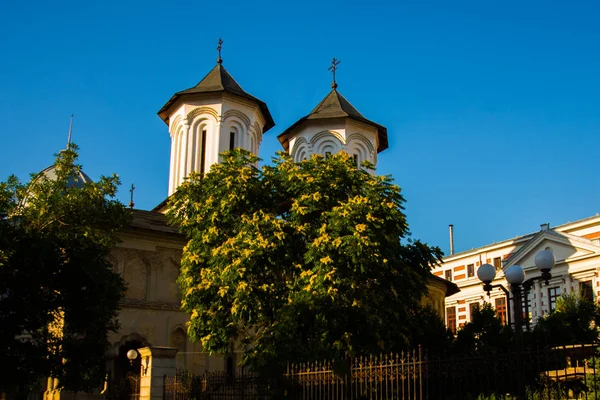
[533,292,600,346]
[0,146,129,395]
[454,302,513,354]
[167,150,442,371]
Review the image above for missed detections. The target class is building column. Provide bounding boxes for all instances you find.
[178,123,189,187]
[138,346,178,400]
[168,128,177,196]
[564,275,572,293]
[211,120,222,167]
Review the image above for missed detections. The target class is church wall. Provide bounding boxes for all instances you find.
[287,119,378,169]
[108,223,245,376]
[167,99,222,194]
[220,95,265,159]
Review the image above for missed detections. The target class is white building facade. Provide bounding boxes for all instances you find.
[433,215,600,333]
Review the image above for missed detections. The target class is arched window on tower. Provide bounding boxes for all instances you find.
[200,130,207,176]
[229,131,236,151]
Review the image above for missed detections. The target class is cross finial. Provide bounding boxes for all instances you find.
[217,38,223,64]
[328,58,341,89]
[129,184,135,209]
[67,114,74,148]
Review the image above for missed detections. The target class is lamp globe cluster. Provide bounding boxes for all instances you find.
[476,249,556,288]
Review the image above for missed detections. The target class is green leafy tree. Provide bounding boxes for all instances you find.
[533,292,600,346]
[454,302,513,354]
[406,304,454,355]
[167,149,442,372]
[0,145,129,397]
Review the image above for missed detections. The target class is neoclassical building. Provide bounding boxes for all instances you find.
[90,49,458,381]
[433,216,600,333]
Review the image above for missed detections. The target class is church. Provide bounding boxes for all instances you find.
[95,43,458,380]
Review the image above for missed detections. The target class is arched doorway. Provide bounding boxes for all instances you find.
[114,340,142,382]
[108,334,149,400]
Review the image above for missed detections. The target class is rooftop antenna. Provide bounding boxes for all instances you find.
[67,114,74,148]
[217,38,223,64]
[129,184,135,209]
[328,57,341,89]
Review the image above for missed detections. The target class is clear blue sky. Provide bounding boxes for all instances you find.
[1,1,599,256]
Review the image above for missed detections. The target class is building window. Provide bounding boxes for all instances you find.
[495,297,507,325]
[229,131,235,151]
[467,264,475,278]
[200,130,207,176]
[353,154,359,167]
[522,290,531,323]
[445,270,452,281]
[493,257,502,270]
[580,281,594,301]
[548,287,560,312]
[446,306,457,334]
[469,302,479,319]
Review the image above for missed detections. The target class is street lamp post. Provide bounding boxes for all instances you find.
[476,249,556,399]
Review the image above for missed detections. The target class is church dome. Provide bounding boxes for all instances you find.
[36,164,93,189]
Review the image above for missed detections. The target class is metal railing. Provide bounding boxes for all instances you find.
[162,344,600,400]
[284,348,423,399]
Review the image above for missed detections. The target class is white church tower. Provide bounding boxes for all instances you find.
[157,40,275,196]
[277,58,388,168]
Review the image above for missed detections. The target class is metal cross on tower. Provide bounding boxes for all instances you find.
[129,183,135,209]
[328,57,341,89]
[217,38,223,64]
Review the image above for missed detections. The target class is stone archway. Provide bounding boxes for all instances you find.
[108,333,150,399]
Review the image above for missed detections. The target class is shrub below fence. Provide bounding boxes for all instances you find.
[163,343,600,400]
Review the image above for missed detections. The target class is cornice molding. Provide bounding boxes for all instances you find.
[120,298,182,311]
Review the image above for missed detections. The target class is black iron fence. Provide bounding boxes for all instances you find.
[284,348,424,400]
[163,344,600,400]
[107,372,140,400]
[164,369,270,400]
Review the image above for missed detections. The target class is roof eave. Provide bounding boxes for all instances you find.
[158,91,275,133]
[278,115,389,154]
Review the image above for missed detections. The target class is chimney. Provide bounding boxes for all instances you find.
[540,223,550,231]
[449,224,455,255]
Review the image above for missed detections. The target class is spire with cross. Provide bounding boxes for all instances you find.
[66,114,74,148]
[328,57,341,89]
[217,38,223,64]
[129,183,135,209]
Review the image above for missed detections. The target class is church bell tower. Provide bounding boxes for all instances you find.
[157,39,274,195]
[277,58,387,169]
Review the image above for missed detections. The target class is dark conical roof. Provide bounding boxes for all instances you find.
[278,89,388,153]
[306,89,366,120]
[177,64,250,98]
[158,64,274,132]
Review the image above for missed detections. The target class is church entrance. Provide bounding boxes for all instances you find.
[109,340,143,400]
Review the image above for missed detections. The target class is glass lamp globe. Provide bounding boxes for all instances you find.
[505,265,525,285]
[535,250,555,272]
[126,349,138,361]
[477,263,496,283]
